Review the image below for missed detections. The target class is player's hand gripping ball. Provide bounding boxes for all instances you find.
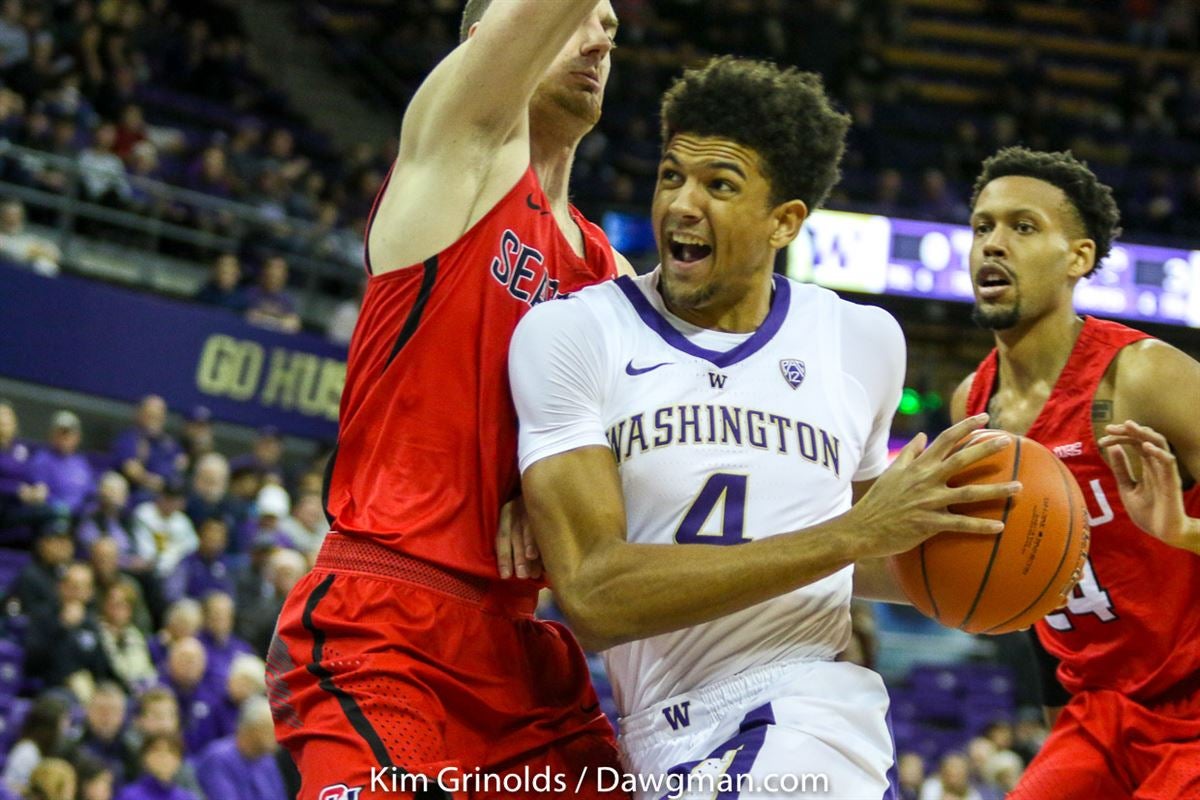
[889,429,1090,634]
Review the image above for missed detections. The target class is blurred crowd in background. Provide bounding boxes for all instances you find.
[2,0,1198,798]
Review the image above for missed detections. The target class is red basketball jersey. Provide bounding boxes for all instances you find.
[325,166,617,580]
[967,316,1200,701]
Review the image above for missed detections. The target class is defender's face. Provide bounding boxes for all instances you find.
[969,175,1090,330]
[652,134,787,321]
[532,2,618,127]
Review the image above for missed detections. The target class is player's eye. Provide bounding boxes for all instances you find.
[659,168,681,184]
[1016,221,1037,234]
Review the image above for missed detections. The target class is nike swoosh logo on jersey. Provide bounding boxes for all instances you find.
[625,360,672,376]
[526,193,550,215]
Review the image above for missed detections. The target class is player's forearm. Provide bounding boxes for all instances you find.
[851,557,910,604]
[554,520,861,651]
[1173,517,1200,554]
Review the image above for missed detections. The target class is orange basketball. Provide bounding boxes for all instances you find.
[889,429,1091,635]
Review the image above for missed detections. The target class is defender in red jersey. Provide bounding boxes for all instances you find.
[266,2,633,798]
[950,148,1200,800]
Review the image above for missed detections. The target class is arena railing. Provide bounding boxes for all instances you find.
[0,141,362,326]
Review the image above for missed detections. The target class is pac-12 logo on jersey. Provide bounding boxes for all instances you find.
[780,359,806,389]
[319,785,362,800]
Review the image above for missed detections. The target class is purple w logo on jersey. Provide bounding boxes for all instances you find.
[780,359,806,389]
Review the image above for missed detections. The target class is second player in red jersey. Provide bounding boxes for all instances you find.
[267,3,633,799]
[952,147,1200,800]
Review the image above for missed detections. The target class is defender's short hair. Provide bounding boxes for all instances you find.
[460,0,495,42]
[971,147,1121,276]
[660,56,851,210]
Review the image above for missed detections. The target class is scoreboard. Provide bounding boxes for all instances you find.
[787,210,1200,329]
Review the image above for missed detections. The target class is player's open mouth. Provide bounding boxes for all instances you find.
[668,234,713,267]
[975,264,1012,301]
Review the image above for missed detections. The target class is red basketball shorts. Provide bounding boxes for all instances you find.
[1009,681,1200,800]
[266,534,628,800]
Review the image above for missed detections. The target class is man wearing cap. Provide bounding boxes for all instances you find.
[228,427,286,487]
[236,484,295,553]
[180,406,215,468]
[131,478,198,579]
[6,516,74,616]
[29,410,96,515]
[112,395,186,503]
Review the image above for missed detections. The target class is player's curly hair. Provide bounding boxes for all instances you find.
[971,147,1122,276]
[460,0,493,42]
[660,56,851,210]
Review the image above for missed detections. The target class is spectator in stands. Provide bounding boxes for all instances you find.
[916,167,969,223]
[22,757,75,800]
[920,752,982,800]
[119,689,203,799]
[177,408,214,470]
[210,653,266,740]
[97,582,157,692]
[75,472,136,563]
[965,737,1001,800]
[282,490,327,554]
[195,696,285,800]
[0,0,30,75]
[195,591,251,685]
[981,720,1015,753]
[1010,709,1047,765]
[112,396,184,500]
[29,411,94,516]
[229,427,284,487]
[192,254,246,313]
[1,693,70,796]
[159,637,222,756]
[8,519,74,618]
[65,683,138,786]
[168,517,235,603]
[237,484,294,553]
[184,453,234,532]
[325,279,363,347]
[130,478,197,580]
[0,400,50,540]
[242,256,300,333]
[78,121,132,206]
[147,599,201,668]
[235,546,305,656]
[898,752,925,800]
[73,756,115,800]
[112,105,147,161]
[88,536,153,635]
[26,561,110,691]
[981,749,1022,796]
[113,735,197,800]
[0,199,61,276]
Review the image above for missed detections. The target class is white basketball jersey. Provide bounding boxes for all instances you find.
[512,269,903,718]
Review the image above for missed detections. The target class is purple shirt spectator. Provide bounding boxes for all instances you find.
[166,551,237,604]
[196,630,254,686]
[111,427,183,484]
[77,511,138,564]
[28,445,95,514]
[166,678,226,756]
[0,439,34,501]
[196,736,287,800]
[115,775,200,800]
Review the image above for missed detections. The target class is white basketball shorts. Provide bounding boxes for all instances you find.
[617,659,897,800]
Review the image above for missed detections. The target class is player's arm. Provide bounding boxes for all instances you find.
[1098,341,1200,553]
[511,302,1017,651]
[370,1,614,273]
[851,479,909,604]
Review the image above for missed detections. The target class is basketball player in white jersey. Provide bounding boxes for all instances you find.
[509,58,1020,799]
